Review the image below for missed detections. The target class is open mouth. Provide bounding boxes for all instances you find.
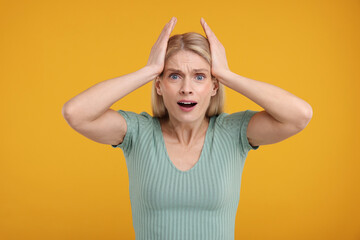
[177,101,197,108]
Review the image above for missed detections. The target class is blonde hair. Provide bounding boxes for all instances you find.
[151,32,225,118]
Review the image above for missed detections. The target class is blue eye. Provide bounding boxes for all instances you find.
[196,75,205,80]
[169,74,179,80]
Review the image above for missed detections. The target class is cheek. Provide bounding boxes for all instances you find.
[161,82,179,97]
[199,84,214,96]
[160,90,176,108]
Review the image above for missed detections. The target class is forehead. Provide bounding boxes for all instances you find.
[164,50,210,72]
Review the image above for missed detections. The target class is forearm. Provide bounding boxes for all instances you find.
[217,70,313,127]
[63,66,158,123]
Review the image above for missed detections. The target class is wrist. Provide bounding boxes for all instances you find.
[213,69,233,83]
[141,65,162,80]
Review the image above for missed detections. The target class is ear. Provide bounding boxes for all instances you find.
[211,79,219,96]
[155,76,162,96]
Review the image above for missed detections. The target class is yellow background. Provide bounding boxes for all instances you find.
[1,0,359,239]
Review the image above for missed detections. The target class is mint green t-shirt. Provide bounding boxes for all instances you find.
[111,110,260,240]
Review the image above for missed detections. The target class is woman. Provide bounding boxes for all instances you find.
[62,17,312,240]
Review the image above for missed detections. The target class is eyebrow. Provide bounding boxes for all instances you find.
[165,68,210,74]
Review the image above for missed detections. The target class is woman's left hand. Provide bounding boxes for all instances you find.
[200,18,230,80]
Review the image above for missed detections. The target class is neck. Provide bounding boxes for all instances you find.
[160,115,210,146]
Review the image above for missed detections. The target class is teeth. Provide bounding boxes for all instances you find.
[179,102,196,104]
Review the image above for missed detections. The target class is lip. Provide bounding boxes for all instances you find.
[177,99,198,112]
[178,104,196,112]
[177,99,197,103]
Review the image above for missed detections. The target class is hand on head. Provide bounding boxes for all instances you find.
[200,18,230,79]
[146,17,230,80]
[146,17,177,76]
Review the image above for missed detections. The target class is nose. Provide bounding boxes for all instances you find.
[179,79,193,95]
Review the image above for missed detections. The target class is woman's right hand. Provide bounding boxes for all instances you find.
[146,17,177,76]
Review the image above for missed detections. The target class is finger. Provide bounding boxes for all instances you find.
[155,18,173,42]
[200,18,219,43]
[204,21,214,40]
[158,17,177,44]
[170,17,177,31]
[200,17,208,38]
[167,17,177,36]
[201,18,215,42]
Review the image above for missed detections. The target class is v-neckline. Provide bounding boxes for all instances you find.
[155,117,214,174]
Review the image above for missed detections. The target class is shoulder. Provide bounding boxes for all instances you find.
[114,110,156,135]
[212,110,260,141]
[115,110,154,124]
[213,110,257,128]
[212,110,260,152]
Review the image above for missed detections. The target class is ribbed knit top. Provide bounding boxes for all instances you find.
[111,110,260,240]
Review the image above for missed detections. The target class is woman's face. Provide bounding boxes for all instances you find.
[155,50,218,124]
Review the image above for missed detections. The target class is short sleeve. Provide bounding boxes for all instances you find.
[110,110,152,153]
[219,110,260,154]
[240,110,260,152]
